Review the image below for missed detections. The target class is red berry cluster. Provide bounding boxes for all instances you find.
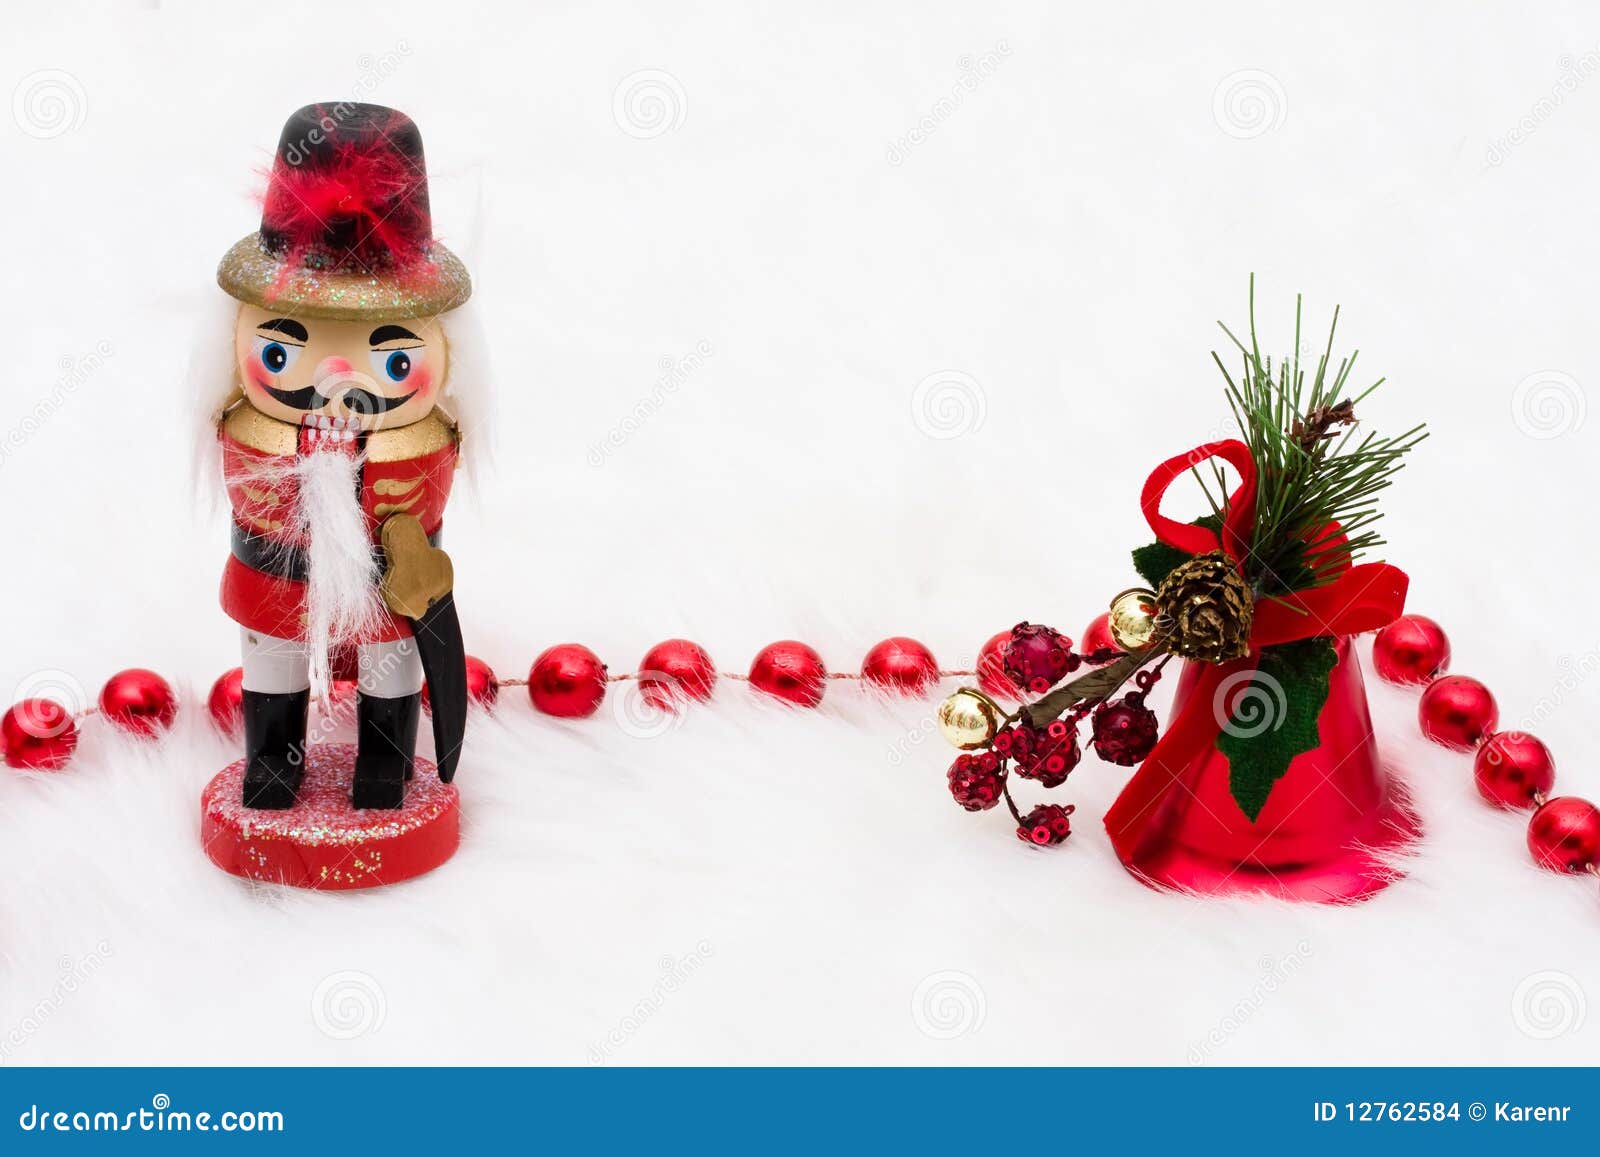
[995,717,1083,788]
[947,750,1005,812]
[1001,623,1077,695]
[1017,803,1076,846]
[1090,692,1161,766]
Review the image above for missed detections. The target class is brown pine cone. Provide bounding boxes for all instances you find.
[1154,551,1254,662]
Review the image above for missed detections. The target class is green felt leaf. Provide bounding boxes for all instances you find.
[1130,514,1224,588]
[1216,637,1338,822]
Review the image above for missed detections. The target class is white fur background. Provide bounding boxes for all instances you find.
[3,0,1599,1065]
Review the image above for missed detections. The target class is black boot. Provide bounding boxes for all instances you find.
[241,689,309,810]
[351,692,420,809]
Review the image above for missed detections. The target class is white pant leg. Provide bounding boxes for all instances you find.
[357,637,424,699]
[239,628,311,694]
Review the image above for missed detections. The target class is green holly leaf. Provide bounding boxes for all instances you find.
[1216,637,1338,821]
[1130,514,1224,588]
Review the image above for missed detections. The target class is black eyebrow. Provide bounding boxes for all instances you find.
[255,318,309,343]
[369,325,422,346]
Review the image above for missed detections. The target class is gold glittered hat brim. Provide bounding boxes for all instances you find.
[216,233,472,322]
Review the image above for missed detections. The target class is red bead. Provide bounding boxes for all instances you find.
[1527,796,1600,873]
[1080,612,1120,661]
[1372,614,1451,686]
[860,637,939,696]
[638,639,717,709]
[422,655,499,713]
[1016,803,1075,846]
[208,668,245,736]
[2,700,79,770]
[976,631,1016,701]
[1418,675,1498,751]
[1474,731,1556,810]
[528,644,608,718]
[1002,622,1074,694]
[948,753,1005,811]
[98,668,177,737]
[1091,694,1161,766]
[748,641,826,707]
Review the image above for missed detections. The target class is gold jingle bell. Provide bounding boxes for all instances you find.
[1108,588,1160,651]
[937,688,1003,750]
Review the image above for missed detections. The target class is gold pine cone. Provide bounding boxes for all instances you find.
[1154,551,1254,663]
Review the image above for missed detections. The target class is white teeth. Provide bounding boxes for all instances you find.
[318,415,332,430]
[340,429,354,444]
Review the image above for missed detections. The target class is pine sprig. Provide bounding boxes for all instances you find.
[1202,276,1427,596]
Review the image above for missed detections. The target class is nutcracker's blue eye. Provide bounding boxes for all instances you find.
[369,345,423,383]
[251,334,302,376]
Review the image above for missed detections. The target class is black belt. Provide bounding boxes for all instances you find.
[231,522,441,582]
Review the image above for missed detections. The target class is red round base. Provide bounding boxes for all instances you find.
[200,744,460,890]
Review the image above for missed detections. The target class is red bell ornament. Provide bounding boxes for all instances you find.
[528,644,608,718]
[208,668,245,735]
[860,637,939,696]
[99,668,178,737]
[1418,675,1498,751]
[748,641,826,707]
[2,699,79,770]
[1473,731,1555,810]
[976,631,1016,701]
[1527,796,1600,873]
[1372,614,1451,686]
[638,639,717,708]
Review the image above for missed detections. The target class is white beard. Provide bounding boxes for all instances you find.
[291,448,384,702]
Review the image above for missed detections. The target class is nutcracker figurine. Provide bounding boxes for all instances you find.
[207,103,474,815]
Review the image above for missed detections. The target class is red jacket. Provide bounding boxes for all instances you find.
[219,404,459,642]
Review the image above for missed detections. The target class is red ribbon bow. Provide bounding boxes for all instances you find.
[1103,440,1409,862]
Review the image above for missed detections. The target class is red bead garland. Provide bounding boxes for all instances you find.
[860,637,938,695]
[528,644,608,718]
[1080,612,1119,661]
[748,641,827,707]
[423,655,500,713]
[208,667,245,736]
[639,639,717,708]
[99,668,178,737]
[1372,614,1451,686]
[1417,675,1498,751]
[1473,731,1556,810]
[1,699,79,770]
[1527,797,1600,873]
[976,631,1015,701]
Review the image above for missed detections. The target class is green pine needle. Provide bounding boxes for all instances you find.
[1199,276,1426,596]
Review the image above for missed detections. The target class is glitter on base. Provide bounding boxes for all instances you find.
[201,743,460,890]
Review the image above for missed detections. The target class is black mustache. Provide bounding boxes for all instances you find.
[263,383,418,415]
